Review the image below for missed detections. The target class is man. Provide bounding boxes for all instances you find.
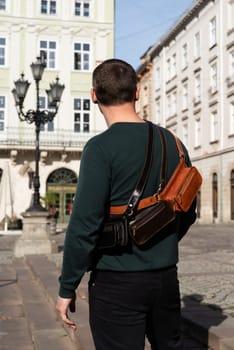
[56,59,196,349]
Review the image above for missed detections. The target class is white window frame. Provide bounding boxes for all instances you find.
[195,119,201,148]
[182,83,188,110]
[231,50,234,81]
[171,53,176,78]
[209,16,217,48]
[155,100,160,124]
[0,37,6,66]
[0,95,6,131]
[210,111,218,142]
[0,0,6,11]
[230,102,234,135]
[172,91,177,116]
[74,97,90,133]
[194,32,200,59]
[167,94,171,117]
[73,42,91,71]
[182,43,188,69]
[195,74,201,101]
[40,0,57,15]
[39,40,57,69]
[182,123,188,147]
[74,0,90,17]
[210,62,217,93]
[166,58,171,81]
[155,67,160,90]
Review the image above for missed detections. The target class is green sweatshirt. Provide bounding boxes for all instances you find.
[59,122,196,298]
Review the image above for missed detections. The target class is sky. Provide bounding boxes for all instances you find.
[115,0,195,69]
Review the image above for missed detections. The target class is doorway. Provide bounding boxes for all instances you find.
[46,168,77,223]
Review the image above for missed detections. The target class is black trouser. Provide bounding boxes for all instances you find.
[88,266,183,350]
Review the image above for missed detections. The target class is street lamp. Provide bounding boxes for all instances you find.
[12,54,65,212]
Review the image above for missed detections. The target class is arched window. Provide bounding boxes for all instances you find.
[47,167,77,184]
[196,189,201,219]
[231,170,234,220]
[212,173,218,219]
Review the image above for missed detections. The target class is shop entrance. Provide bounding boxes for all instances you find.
[46,168,77,223]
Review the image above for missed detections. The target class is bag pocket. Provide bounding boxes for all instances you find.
[129,200,176,245]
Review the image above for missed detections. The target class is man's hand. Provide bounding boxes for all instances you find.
[56,295,77,330]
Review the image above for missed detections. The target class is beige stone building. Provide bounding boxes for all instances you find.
[136,0,234,224]
[0,0,114,225]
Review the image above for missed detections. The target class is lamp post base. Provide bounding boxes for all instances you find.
[14,210,58,257]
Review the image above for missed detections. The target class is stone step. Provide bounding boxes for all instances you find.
[12,257,77,350]
[181,297,234,350]
[25,255,94,350]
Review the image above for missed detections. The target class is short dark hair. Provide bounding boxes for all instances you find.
[92,59,137,106]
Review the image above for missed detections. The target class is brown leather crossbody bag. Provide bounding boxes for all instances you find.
[98,122,202,248]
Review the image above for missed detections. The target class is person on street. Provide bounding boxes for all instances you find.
[56,58,197,350]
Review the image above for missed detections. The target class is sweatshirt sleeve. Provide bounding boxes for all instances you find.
[59,140,111,298]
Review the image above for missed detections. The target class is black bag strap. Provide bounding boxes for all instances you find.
[156,126,168,194]
[125,121,154,217]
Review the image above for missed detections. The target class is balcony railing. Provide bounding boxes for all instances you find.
[0,126,102,150]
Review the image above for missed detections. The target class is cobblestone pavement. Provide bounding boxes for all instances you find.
[178,224,234,319]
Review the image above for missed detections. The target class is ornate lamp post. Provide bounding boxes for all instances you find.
[12,54,65,212]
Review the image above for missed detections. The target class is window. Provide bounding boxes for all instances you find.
[209,16,217,48]
[194,32,200,59]
[210,62,217,93]
[230,103,234,135]
[74,98,90,132]
[182,83,188,110]
[40,40,56,69]
[166,58,171,81]
[231,50,234,81]
[41,0,56,14]
[212,173,218,219]
[0,0,6,10]
[74,42,90,71]
[155,101,161,124]
[195,74,201,102]
[231,170,234,220]
[172,91,177,116]
[196,190,201,219]
[155,67,160,90]
[195,119,201,147]
[74,1,90,17]
[39,96,54,131]
[228,0,234,29]
[171,53,176,77]
[0,96,5,131]
[210,111,218,142]
[0,37,6,66]
[182,123,188,147]
[167,94,171,117]
[182,43,188,69]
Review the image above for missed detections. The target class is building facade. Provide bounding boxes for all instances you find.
[136,0,234,224]
[0,0,114,224]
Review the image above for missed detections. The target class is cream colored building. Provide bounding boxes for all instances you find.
[136,0,234,224]
[0,0,114,224]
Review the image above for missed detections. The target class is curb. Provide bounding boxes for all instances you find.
[25,254,234,350]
